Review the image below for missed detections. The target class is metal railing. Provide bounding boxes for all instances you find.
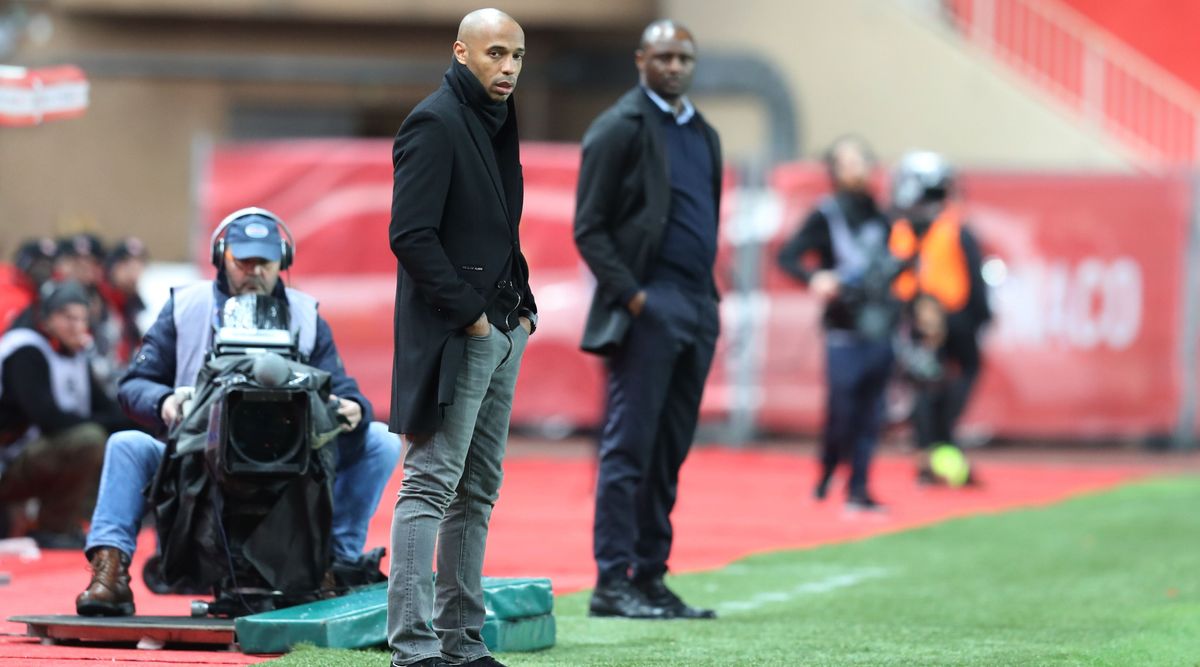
[942,0,1200,167]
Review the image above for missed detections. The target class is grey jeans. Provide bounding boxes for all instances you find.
[388,324,527,665]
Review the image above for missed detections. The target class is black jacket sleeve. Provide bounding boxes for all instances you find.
[3,347,89,435]
[960,226,992,327]
[777,209,835,285]
[573,114,642,305]
[389,112,488,329]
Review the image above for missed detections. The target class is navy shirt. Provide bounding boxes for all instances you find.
[647,104,718,292]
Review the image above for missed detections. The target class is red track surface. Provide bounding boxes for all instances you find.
[0,446,1170,666]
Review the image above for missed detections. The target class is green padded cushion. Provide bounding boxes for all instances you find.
[484,613,556,653]
[236,576,554,654]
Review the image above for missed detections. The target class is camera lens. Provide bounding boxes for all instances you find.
[228,397,304,465]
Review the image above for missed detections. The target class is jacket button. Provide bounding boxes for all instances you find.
[496,280,510,289]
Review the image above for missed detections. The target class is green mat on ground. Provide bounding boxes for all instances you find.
[480,577,555,621]
[236,577,554,654]
[482,613,556,653]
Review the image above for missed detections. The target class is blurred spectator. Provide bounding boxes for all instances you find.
[889,151,991,485]
[97,237,148,376]
[52,234,127,397]
[0,281,135,549]
[55,234,106,288]
[777,136,895,512]
[0,238,58,330]
[8,233,108,332]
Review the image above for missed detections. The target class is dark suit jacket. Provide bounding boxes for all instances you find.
[573,87,722,355]
[389,72,533,435]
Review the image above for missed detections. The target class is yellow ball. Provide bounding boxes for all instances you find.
[930,444,970,487]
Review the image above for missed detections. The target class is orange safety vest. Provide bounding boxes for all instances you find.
[889,206,970,313]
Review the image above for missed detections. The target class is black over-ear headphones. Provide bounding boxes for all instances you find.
[209,207,295,271]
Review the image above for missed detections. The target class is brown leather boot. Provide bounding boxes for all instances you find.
[75,547,135,616]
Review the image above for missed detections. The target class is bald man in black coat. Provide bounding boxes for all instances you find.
[386,9,535,667]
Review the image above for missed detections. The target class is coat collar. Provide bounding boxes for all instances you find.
[641,86,696,125]
[617,86,660,119]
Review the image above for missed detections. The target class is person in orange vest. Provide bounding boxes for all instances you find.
[889,151,991,485]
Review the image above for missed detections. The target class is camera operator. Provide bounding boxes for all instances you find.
[889,152,990,485]
[777,136,895,511]
[75,209,401,616]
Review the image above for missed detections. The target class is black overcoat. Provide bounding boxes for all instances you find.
[388,71,533,434]
[573,87,722,356]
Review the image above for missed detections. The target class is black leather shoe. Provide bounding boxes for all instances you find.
[392,658,446,667]
[332,547,388,589]
[845,494,886,513]
[463,656,507,666]
[589,578,668,619]
[633,576,716,620]
[814,467,834,501]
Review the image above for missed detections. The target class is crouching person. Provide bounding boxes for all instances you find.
[76,208,402,616]
[0,281,136,549]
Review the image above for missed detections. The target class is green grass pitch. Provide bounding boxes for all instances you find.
[266,476,1200,666]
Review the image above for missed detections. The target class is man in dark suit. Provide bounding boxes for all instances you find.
[574,19,722,621]
[386,9,534,667]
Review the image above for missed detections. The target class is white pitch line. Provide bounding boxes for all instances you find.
[716,568,890,613]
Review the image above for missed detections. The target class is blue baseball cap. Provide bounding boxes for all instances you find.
[225,214,283,262]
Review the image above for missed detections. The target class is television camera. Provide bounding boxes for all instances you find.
[837,236,942,384]
[149,294,344,618]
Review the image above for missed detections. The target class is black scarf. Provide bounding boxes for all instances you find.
[443,59,522,226]
[446,59,508,137]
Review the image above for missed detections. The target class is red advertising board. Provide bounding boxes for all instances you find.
[205,141,1194,440]
[954,172,1191,438]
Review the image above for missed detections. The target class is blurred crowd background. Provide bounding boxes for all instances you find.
[3,0,1200,450]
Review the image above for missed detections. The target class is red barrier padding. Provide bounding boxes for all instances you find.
[204,140,1193,439]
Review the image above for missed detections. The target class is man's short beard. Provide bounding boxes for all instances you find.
[235,279,270,295]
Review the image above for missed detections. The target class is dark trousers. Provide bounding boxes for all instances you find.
[914,319,981,449]
[820,334,894,498]
[0,423,107,534]
[593,282,718,584]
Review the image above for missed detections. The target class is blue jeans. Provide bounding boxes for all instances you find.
[85,421,401,562]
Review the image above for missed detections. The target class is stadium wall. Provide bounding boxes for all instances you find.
[665,0,1136,169]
